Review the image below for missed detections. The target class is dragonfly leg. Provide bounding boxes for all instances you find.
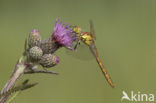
[65,40,81,51]
[66,46,75,51]
[74,40,81,50]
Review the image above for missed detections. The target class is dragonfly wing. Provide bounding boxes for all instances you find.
[89,20,96,40]
[89,43,114,88]
[89,43,97,58]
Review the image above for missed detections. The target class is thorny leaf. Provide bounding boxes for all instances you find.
[0,79,38,98]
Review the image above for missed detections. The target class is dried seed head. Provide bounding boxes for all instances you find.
[28,29,41,48]
[29,46,43,60]
[39,54,59,68]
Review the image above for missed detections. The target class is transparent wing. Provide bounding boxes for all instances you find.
[89,20,96,40]
[89,21,114,88]
[66,42,94,61]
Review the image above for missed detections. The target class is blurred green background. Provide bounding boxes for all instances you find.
[0,0,156,103]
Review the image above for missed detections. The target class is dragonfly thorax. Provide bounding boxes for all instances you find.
[80,32,94,46]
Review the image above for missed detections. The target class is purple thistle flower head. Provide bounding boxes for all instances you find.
[52,18,75,48]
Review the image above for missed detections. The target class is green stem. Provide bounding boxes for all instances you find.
[6,91,20,103]
[0,56,27,103]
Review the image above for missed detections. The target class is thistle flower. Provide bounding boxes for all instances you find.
[28,29,41,48]
[51,18,75,49]
[29,46,43,60]
[39,54,59,68]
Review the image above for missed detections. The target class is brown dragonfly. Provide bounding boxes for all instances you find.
[72,21,114,88]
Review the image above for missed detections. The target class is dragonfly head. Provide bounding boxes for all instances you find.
[73,26,82,34]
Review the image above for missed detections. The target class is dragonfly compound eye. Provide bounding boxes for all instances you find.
[73,26,82,34]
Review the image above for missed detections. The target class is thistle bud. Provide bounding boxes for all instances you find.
[29,46,43,60]
[39,54,59,68]
[41,37,60,54]
[28,29,41,48]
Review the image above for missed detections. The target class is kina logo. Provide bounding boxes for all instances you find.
[121,91,154,102]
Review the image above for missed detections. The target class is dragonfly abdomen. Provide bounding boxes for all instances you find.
[96,54,114,88]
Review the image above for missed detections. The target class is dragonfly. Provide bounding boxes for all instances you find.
[72,21,114,88]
